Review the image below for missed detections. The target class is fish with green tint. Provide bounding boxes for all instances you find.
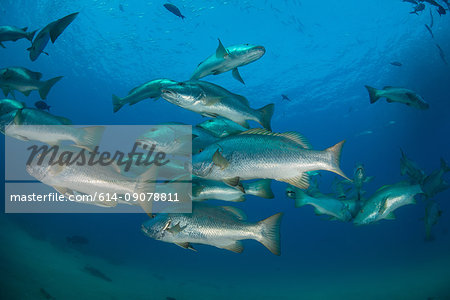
[112,79,177,113]
[191,39,265,84]
[161,80,274,130]
[365,85,429,110]
[196,117,247,138]
[141,203,283,255]
[192,179,274,202]
[421,158,450,198]
[27,12,79,61]
[26,146,157,212]
[400,149,425,184]
[4,108,104,151]
[0,98,24,115]
[0,26,36,48]
[191,128,349,190]
[353,182,423,225]
[424,200,442,241]
[0,67,63,99]
[286,186,353,222]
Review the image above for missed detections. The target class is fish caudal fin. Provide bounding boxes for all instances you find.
[326,140,351,181]
[257,212,283,256]
[257,103,275,131]
[27,30,37,41]
[39,76,63,99]
[112,95,125,113]
[77,126,105,151]
[244,179,274,199]
[365,85,380,104]
[135,165,158,216]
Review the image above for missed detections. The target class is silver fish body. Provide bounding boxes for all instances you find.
[0,67,63,99]
[141,203,283,255]
[112,79,177,113]
[365,86,429,110]
[161,80,274,130]
[192,129,349,190]
[354,182,423,225]
[191,39,265,84]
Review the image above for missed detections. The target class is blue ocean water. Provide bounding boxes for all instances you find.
[1,0,450,299]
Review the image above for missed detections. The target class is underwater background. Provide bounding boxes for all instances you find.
[1,0,450,299]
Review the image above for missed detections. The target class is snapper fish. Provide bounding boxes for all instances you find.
[4,108,103,151]
[421,158,450,198]
[286,186,353,222]
[196,117,247,138]
[191,128,350,190]
[191,39,265,84]
[0,26,36,48]
[0,67,62,100]
[192,178,274,202]
[353,182,423,225]
[161,80,274,130]
[365,85,429,110]
[400,149,425,184]
[141,202,283,255]
[424,200,442,241]
[112,79,177,113]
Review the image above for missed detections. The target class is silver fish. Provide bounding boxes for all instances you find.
[365,85,429,110]
[141,203,283,255]
[191,128,349,190]
[196,117,247,138]
[27,12,79,61]
[26,146,157,212]
[0,67,63,99]
[5,108,103,151]
[0,26,36,48]
[161,80,274,130]
[191,39,265,84]
[352,164,374,200]
[354,182,423,225]
[421,158,450,198]
[286,186,353,222]
[112,79,177,113]
[192,178,274,202]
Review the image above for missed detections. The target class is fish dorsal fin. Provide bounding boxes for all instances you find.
[223,241,244,253]
[221,206,247,220]
[216,39,228,58]
[239,129,311,149]
[383,86,394,89]
[280,172,310,190]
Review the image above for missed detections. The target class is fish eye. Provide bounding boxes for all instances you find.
[198,149,203,153]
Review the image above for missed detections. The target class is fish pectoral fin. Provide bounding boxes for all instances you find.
[386,98,394,103]
[221,206,247,220]
[280,173,310,190]
[216,38,228,58]
[175,242,197,251]
[232,68,245,84]
[52,186,73,196]
[204,96,222,106]
[222,241,244,253]
[212,149,229,170]
[0,42,5,48]
[384,212,396,220]
[22,90,32,96]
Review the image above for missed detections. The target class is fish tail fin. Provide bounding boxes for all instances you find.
[77,126,105,151]
[325,140,351,181]
[135,165,158,216]
[243,179,274,199]
[440,157,450,173]
[39,76,63,99]
[27,29,37,41]
[365,85,380,104]
[257,212,283,256]
[112,94,125,113]
[257,103,275,131]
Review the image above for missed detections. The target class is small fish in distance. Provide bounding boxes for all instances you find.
[390,61,402,67]
[164,3,185,19]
